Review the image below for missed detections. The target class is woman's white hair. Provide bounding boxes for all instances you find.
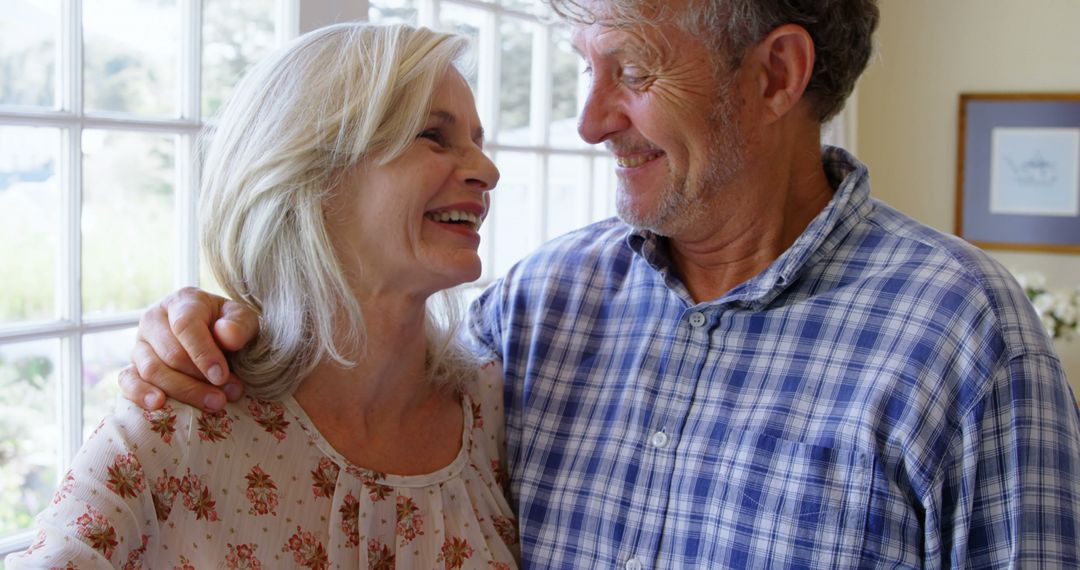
[200,22,477,400]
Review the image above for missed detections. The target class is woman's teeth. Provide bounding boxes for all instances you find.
[426,210,481,231]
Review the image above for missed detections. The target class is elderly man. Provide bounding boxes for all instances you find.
[124,0,1080,567]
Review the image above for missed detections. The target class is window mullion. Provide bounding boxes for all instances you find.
[419,0,438,27]
[177,0,201,287]
[59,0,85,468]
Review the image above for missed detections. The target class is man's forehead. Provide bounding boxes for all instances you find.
[568,18,682,62]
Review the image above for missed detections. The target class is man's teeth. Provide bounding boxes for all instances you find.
[426,210,482,230]
[617,152,663,168]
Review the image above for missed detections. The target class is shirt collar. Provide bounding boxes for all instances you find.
[626,146,873,308]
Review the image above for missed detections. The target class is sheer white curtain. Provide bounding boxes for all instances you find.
[822,92,859,153]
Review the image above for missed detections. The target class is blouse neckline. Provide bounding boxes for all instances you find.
[280,392,474,488]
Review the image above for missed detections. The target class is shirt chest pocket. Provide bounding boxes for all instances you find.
[693,429,871,568]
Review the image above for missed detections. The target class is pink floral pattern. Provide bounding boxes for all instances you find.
[16,365,518,569]
[283,526,329,570]
[52,469,74,504]
[152,470,182,521]
[106,452,146,499]
[339,492,360,548]
[197,409,233,442]
[311,457,340,498]
[367,539,395,570]
[492,515,518,546]
[395,495,425,543]
[471,399,484,430]
[244,465,279,516]
[25,529,47,555]
[179,469,219,521]
[225,542,263,569]
[347,466,392,502]
[437,536,474,570]
[248,399,290,441]
[144,404,178,444]
[121,535,149,570]
[72,504,118,560]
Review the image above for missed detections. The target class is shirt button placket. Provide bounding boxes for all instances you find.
[688,311,706,328]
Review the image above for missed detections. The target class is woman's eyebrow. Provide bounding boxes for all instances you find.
[429,109,485,144]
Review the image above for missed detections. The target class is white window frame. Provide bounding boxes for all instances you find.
[0,0,306,556]
[0,0,615,557]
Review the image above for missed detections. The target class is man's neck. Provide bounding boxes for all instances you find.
[668,145,835,303]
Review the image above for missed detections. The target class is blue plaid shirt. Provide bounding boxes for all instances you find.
[469,147,1080,569]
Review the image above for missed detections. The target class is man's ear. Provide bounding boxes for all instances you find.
[745,24,815,124]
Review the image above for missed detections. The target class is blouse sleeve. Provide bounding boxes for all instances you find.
[5,399,195,569]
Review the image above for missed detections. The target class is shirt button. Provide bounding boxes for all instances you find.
[688,311,706,328]
[650,431,669,449]
[625,558,643,570]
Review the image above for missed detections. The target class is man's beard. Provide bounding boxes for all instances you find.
[616,83,745,238]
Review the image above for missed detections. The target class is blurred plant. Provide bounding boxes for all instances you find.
[1014,271,1080,341]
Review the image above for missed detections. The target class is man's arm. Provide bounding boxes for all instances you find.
[121,287,258,411]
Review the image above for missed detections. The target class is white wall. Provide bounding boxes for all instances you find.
[856,0,1080,395]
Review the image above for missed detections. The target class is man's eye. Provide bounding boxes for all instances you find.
[621,68,649,88]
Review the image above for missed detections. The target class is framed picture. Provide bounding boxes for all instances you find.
[955,93,1080,253]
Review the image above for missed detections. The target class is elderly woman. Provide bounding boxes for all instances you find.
[8,23,517,569]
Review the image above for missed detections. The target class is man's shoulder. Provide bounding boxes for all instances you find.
[509,216,633,278]
[849,200,1042,347]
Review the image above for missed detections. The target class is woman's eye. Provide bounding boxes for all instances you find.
[419,129,447,146]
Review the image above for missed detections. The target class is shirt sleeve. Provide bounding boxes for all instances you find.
[5,399,194,569]
[931,350,1080,568]
[466,278,507,361]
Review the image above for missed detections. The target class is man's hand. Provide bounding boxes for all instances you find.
[120,287,259,412]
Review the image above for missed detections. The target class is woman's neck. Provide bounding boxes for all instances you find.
[290,294,464,474]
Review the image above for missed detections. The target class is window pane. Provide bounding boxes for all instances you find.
[82,130,176,316]
[500,0,536,13]
[0,126,60,324]
[202,0,276,118]
[592,155,618,221]
[438,3,484,90]
[550,25,582,148]
[82,328,135,439]
[490,151,539,276]
[0,339,61,540]
[546,154,589,239]
[83,0,179,116]
[498,18,534,145]
[0,0,58,108]
[370,0,418,24]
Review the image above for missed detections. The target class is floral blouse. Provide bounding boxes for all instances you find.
[7,363,518,570]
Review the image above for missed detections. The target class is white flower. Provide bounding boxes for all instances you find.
[1011,271,1080,341]
[1041,314,1058,338]
[1032,292,1055,315]
[1052,294,1077,323]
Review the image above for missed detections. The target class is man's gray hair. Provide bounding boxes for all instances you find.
[199,23,476,400]
[546,0,879,122]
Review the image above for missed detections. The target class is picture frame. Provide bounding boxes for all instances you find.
[955,93,1080,253]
